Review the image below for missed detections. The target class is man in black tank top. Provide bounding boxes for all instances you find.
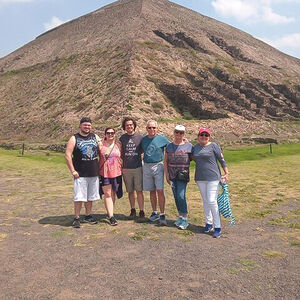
[65,117,101,228]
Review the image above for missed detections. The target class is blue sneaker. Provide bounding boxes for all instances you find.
[178,219,189,230]
[149,212,159,222]
[213,228,221,238]
[174,217,183,227]
[159,214,167,226]
[203,223,213,233]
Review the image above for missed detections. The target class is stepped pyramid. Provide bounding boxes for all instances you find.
[0,0,299,141]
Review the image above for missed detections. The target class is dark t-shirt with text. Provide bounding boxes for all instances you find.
[119,132,143,169]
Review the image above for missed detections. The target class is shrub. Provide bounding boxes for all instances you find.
[126,104,133,111]
[183,111,193,120]
[151,102,164,109]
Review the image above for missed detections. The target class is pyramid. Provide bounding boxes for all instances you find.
[0,0,299,141]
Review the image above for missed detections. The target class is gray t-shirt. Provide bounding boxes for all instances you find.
[119,132,143,169]
[192,142,227,181]
[166,142,193,180]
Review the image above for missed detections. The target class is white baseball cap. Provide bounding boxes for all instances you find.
[174,124,185,131]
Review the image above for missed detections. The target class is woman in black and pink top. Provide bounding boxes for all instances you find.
[164,125,193,230]
[99,127,123,226]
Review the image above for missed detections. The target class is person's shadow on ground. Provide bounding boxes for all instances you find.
[39,213,128,227]
[39,215,206,233]
[134,217,205,234]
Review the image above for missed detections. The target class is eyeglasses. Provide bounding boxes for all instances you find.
[199,133,210,137]
[147,127,157,129]
[175,131,184,135]
[106,132,115,135]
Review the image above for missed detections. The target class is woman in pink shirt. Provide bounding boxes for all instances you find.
[99,127,123,226]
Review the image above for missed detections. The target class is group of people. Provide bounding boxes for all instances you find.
[65,116,229,238]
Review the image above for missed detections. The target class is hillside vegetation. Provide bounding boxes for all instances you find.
[0,0,300,142]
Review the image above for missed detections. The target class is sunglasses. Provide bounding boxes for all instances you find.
[199,133,210,137]
[106,132,115,135]
[147,127,157,129]
[175,131,184,135]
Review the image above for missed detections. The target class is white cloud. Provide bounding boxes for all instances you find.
[261,33,300,49]
[211,0,296,25]
[262,6,295,24]
[211,0,257,22]
[44,16,68,31]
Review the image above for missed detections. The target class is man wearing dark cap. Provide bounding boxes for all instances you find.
[65,117,101,228]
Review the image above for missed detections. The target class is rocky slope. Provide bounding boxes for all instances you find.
[0,0,299,142]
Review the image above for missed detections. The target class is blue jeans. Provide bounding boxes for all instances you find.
[170,180,188,214]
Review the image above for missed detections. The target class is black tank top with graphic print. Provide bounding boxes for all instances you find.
[72,133,99,177]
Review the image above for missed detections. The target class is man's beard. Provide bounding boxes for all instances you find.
[81,129,90,135]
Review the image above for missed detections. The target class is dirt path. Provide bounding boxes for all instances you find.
[0,150,299,299]
[0,198,299,300]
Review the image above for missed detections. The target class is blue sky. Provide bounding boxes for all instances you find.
[0,0,300,59]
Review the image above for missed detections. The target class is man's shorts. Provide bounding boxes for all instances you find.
[122,167,143,193]
[74,176,100,202]
[143,162,164,191]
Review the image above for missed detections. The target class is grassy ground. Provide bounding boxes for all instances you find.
[0,145,299,299]
[1,143,299,244]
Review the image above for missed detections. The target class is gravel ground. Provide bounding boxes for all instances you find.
[0,199,299,300]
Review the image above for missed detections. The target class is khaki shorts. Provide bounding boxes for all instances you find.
[122,167,143,193]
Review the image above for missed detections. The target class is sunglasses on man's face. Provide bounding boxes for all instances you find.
[199,133,210,137]
[175,131,184,135]
[147,127,157,129]
[106,132,115,135]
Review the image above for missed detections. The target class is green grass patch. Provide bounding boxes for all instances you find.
[290,240,300,247]
[269,216,300,229]
[136,91,149,97]
[269,199,284,206]
[183,111,194,120]
[138,41,169,50]
[126,104,133,111]
[238,258,259,271]
[246,209,275,218]
[228,268,239,275]
[151,102,164,109]
[263,250,286,258]
[176,230,194,236]
[51,231,67,238]
[0,149,66,165]
[224,143,300,164]
[131,230,150,241]
[1,142,300,233]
